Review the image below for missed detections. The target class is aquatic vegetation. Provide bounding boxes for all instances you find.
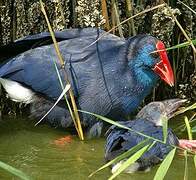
[0,161,30,180]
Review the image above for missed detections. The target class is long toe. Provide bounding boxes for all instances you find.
[179,139,196,151]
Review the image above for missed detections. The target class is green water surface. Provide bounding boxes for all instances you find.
[0,116,195,180]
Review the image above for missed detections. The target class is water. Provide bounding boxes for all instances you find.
[0,116,195,180]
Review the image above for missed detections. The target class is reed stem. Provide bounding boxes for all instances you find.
[112,0,124,38]
[166,5,196,70]
[101,0,110,30]
[40,0,84,140]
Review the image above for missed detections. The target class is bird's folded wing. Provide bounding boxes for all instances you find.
[0,28,109,61]
[0,28,125,100]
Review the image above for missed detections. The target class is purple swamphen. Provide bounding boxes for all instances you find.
[105,99,196,173]
[0,28,174,137]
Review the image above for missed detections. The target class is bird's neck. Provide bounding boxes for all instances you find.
[118,66,159,115]
[133,66,159,88]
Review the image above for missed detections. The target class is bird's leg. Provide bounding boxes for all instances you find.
[87,121,104,138]
[178,139,196,151]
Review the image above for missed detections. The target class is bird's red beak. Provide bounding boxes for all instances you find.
[152,41,174,86]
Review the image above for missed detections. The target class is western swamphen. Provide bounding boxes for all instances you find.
[0,28,174,137]
[105,99,196,173]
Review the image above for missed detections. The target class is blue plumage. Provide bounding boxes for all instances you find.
[0,28,168,137]
[105,119,178,164]
[105,99,185,173]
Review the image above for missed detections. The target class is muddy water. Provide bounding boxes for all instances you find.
[0,116,195,180]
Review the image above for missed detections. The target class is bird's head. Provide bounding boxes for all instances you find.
[127,35,174,87]
[136,99,187,126]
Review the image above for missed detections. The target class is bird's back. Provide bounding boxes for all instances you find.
[105,119,179,170]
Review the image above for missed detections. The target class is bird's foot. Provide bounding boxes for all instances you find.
[53,135,72,146]
[179,139,196,152]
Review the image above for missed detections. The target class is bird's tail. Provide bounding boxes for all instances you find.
[30,96,74,128]
[0,38,51,63]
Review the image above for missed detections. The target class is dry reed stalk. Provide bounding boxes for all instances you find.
[83,3,166,50]
[101,0,110,30]
[40,0,84,140]
[125,0,136,35]
[112,0,124,38]
[166,5,196,69]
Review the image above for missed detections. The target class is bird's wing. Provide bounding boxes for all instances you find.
[105,120,138,161]
[0,28,124,99]
[0,28,106,61]
[105,119,177,162]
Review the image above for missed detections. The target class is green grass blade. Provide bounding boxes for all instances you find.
[154,148,176,180]
[166,39,196,51]
[79,110,164,144]
[184,150,188,180]
[109,144,151,180]
[151,39,196,54]
[194,155,196,169]
[53,62,65,90]
[53,61,81,135]
[161,116,168,143]
[0,161,30,180]
[174,103,196,116]
[184,116,193,140]
[89,139,149,177]
[192,126,196,133]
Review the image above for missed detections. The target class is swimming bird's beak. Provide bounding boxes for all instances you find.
[152,41,174,87]
[163,99,187,119]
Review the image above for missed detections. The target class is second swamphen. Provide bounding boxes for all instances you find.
[0,28,174,137]
[105,99,196,173]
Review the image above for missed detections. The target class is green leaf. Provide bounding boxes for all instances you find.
[161,116,168,143]
[184,150,188,180]
[0,161,30,180]
[154,148,176,180]
[165,39,196,51]
[184,116,192,140]
[109,144,151,180]
[79,110,164,144]
[89,139,150,177]
[174,103,196,116]
[192,126,196,133]
[53,62,65,89]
